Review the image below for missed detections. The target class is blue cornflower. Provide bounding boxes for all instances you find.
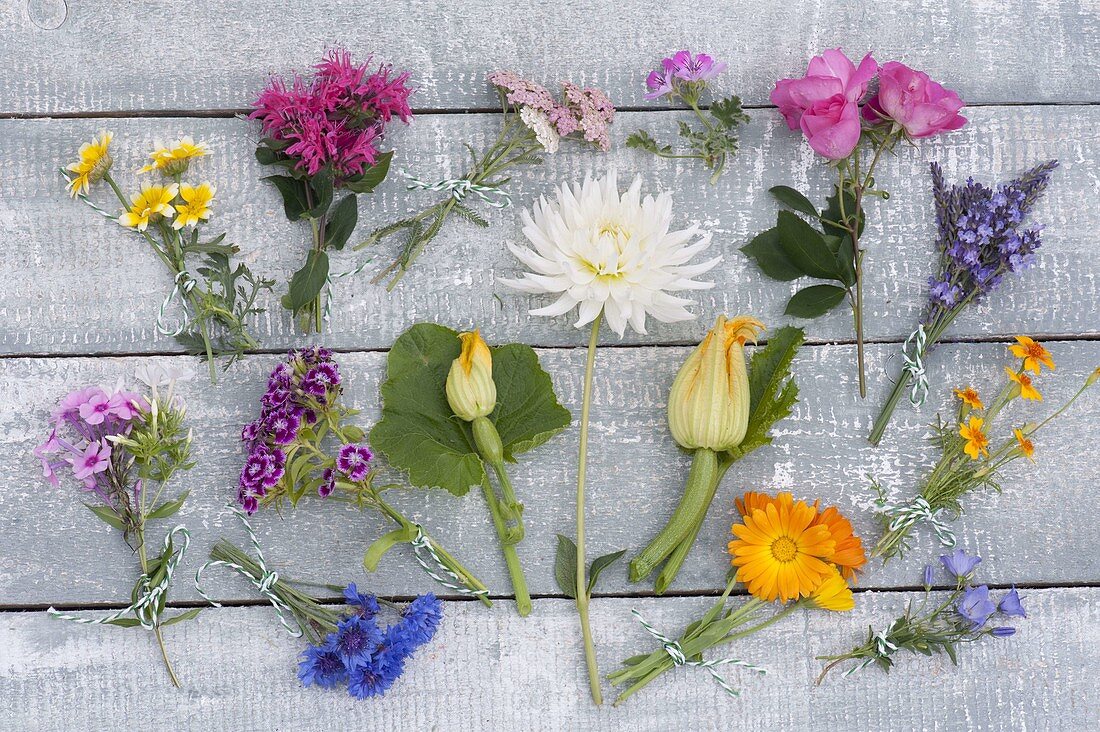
[940,549,981,580]
[991,626,1017,638]
[347,647,404,699]
[331,615,383,666]
[343,583,381,619]
[998,586,1027,618]
[956,585,996,629]
[297,642,347,688]
[401,593,444,647]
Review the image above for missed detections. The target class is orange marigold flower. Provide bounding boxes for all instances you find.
[959,416,990,460]
[1013,428,1035,462]
[810,503,867,582]
[807,565,855,612]
[1009,336,1055,375]
[953,386,984,410]
[1005,367,1042,401]
[734,490,786,519]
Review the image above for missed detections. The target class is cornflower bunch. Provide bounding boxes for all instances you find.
[34,364,200,686]
[63,134,273,381]
[237,347,490,601]
[818,549,1025,680]
[869,160,1060,443]
[629,49,749,183]
[361,71,615,289]
[251,49,414,331]
[872,339,1099,560]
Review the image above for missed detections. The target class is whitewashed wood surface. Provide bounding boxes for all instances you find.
[2,0,1099,729]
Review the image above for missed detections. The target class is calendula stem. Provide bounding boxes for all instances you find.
[481,478,532,616]
[136,526,180,688]
[629,448,719,584]
[576,313,603,705]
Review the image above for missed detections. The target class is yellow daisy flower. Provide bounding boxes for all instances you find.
[138,136,209,175]
[1013,428,1035,462]
[1009,336,1055,375]
[728,496,835,603]
[1005,367,1042,401]
[807,566,855,612]
[953,386,984,410]
[172,183,216,229]
[118,183,179,231]
[65,131,114,197]
[959,416,989,460]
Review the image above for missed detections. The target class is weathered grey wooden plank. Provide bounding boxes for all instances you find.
[3,0,1098,114]
[3,341,1097,606]
[1,588,1095,730]
[3,106,1096,356]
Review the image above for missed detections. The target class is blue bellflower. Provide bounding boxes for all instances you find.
[957,585,997,629]
[941,549,981,580]
[998,587,1027,618]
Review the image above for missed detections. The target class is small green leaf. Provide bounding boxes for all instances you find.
[324,195,359,251]
[255,147,280,166]
[769,186,818,217]
[84,504,126,531]
[341,424,365,443]
[822,184,865,238]
[104,617,143,628]
[307,169,334,219]
[342,151,392,194]
[281,250,330,315]
[262,175,311,221]
[785,284,848,318]
[625,130,672,155]
[587,549,626,596]
[741,227,803,281]
[554,534,578,599]
[146,490,189,520]
[834,234,857,287]
[709,96,749,129]
[622,653,651,666]
[776,210,840,280]
[160,608,203,627]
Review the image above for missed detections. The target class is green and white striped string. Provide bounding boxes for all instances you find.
[410,525,490,599]
[156,269,197,337]
[401,169,512,208]
[194,503,303,637]
[321,258,375,322]
[629,608,767,697]
[901,324,930,406]
[878,495,956,547]
[47,525,191,630]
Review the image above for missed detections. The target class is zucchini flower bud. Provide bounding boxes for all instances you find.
[446,330,497,422]
[667,315,764,452]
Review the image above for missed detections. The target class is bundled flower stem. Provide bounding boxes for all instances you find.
[63,134,273,381]
[35,364,200,686]
[629,49,749,184]
[629,320,803,593]
[872,341,1098,561]
[745,50,967,397]
[818,549,1025,681]
[869,160,1060,444]
[236,347,491,603]
[503,172,720,704]
[251,49,413,331]
[361,71,614,289]
[612,491,865,705]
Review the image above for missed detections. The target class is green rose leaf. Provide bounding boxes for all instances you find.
[784,284,848,318]
[768,185,818,217]
[775,210,840,280]
[370,323,571,496]
[822,184,865,238]
[740,226,803,281]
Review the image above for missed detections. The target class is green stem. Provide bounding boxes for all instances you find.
[481,479,532,616]
[629,448,720,584]
[576,313,603,705]
[136,526,180,688]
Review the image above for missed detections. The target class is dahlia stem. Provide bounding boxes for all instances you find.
[576,313,603,705]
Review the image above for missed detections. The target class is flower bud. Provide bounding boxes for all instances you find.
[1087,367,1100,387]
[446,330,497,422]
[668,315,764,451]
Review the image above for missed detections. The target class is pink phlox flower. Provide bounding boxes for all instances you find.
[71,440,112,481]
[77,388,113,425]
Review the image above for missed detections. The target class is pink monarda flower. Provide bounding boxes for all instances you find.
[863,61,967,138]
[250,49,413,180]
[770,48,877,160]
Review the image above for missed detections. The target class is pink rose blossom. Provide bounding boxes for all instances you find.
[863,61,967,138]
[770,48,877,130]
[799,94,862,160]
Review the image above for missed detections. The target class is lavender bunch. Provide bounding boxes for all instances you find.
[236,347,490,602]
[869,160,1059,444]
[818,550,1025,682]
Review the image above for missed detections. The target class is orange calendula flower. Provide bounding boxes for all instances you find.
[810,503,867,582]
[959,416,989,460]
[734,490,784,519]
[807,566,855,612]
[1013,428,1035,462]
[728,497,835,603]
[1005,367,1042,401]
[953,386,984,410]
[1009,336,1055,375]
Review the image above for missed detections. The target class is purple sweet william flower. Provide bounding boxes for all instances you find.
[770,48,877,131]
[319,467,336,498]
[941,548,981,579]
[957,585,996,629]
[863,61,966,138]
[336,444,373,482]
[267,409,301,446]
[999,587,1026,618]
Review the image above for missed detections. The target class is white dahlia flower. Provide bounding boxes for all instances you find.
[500,172,720,336]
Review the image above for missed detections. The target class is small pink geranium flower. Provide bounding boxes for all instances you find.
[71,440,112,480]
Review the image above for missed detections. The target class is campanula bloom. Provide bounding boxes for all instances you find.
[999,587,1026,618]
[956,585,996,629]
[941,549,981,579]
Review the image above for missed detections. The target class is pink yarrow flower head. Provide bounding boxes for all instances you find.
[488,71,557,113]
[250,48,413,182]
[549,82,615,151]
[862,61,967,138]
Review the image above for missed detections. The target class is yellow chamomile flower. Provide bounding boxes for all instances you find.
[65,132,114,197]
[118,183,179,231]
[138,136,209,175]
[172,183,216,229]
[958,416,989,460]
